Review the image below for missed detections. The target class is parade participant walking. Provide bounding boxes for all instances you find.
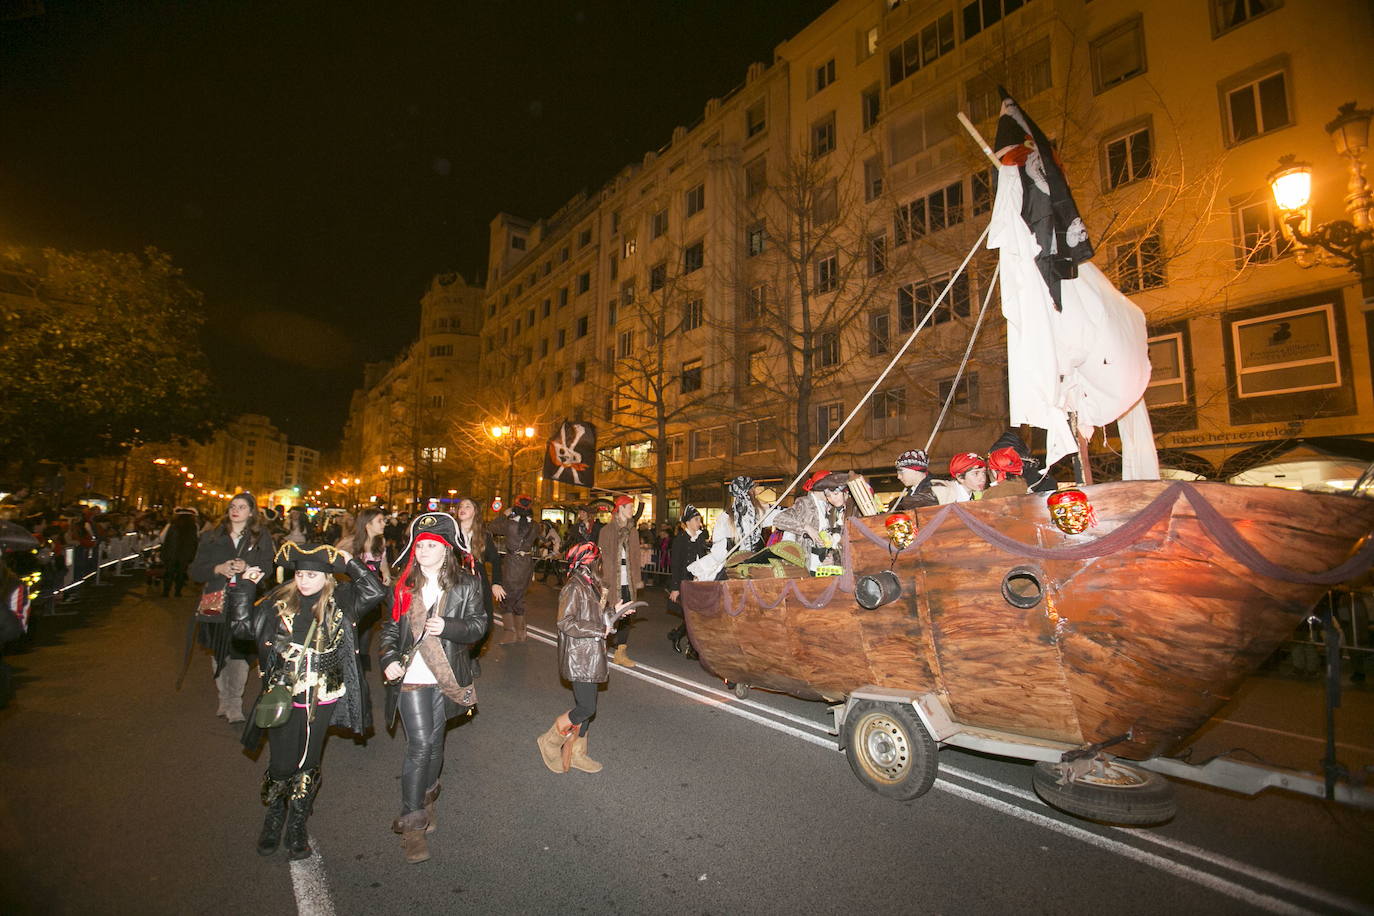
[887,450,937,511]
[536,541,635,774]
[188,492,275,724]
[452,497,504,668]
[566,505,598,548]
[230,542,385,859]
[488,494,538,645]
[666,506,710,658]
[597,495,642,667]
[772,471,850,572]
[380,511,488,864]
[344,507,391,672]
[159,508,200,598]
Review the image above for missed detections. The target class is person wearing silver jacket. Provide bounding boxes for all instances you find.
[536,541,634,775]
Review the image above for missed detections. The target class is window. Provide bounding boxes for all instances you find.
[683,298,703,331]
[937,373,980,424]
[624,237,637,258]
[537,377,547,398]
[869,311,891,356]
[864,157,884,202]
[576,271,590,294]
[542,298,551,318]
[651,208,669,239]
[611,210,620,235]
[514,318,522,335]
[868,387,906,439]
[621,279,635,306]
[609,253,618,281]
[747,348,767,386]
[817,330,840,368]
[889,12,954,86]
[745,156,767,198]
[963,0,1032,41]
[685,183,705,217]
[605,346,615,371]
[539,338,549,357]
[815,255,839,293]
[814,58,836,93]
[527,308,535,327]
[556,328,567,349]
[429,344,453,357]
[558,287,569,308]
[681,357,703,392]
[862,84,881,131]
[814,402,843,447]
[576,315,590,338]
[899,272,972,329]
[1211,0,1280,36]
[1091,17,1147,93]
[745,99,767,138]
[691,425,728,460]
[1146,333,1188,407]
[747,221,767,257]
[598,447,620,473]
[683,242,704,274]
[862,25,879,59]
[971,168,993,216]
[1115,232,1167,293]
[1224,65,1291,145]
[1101,124,1153,190]
[428,394,447,409]
[579,227,592,247]
[812,182,838,224]
[618,329,633,357]
[511,236,526,250]
[573,360,586,384]
[649,262,667,292]
[811,112,836,158]
[626,441,654,469]
[745,284,766,321]
[736,418,775,455]
[554,370,564,391]
[868,235,887,276]
[895,182,963,243]
[607,299,617,327]
[1232,304,1340,398]
[666,434,684,463]
[543,260,552,276]
[560,246,570,263]
[1233,194,1292,267]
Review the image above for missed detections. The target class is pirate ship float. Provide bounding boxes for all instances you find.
[679,100,1374,824]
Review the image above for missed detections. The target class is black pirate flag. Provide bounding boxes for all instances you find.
[992,88,1093,311]
[542,419,596,489]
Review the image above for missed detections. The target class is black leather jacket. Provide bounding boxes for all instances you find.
[378,569,487,727]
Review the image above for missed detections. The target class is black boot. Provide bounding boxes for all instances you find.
[284,768,320,860]
[257,772,291,856]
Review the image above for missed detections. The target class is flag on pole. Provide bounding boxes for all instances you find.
[987,90,1159,480]
[542,419,596,489]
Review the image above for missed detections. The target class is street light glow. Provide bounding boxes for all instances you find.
[1269,157,1313,211]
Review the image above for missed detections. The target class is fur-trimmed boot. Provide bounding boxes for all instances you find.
[423,781,441,834]
[568,736,603,773]
[392,809,430,864]
[257,772,292,855]
[536,712,576,773]
[284,768,320,861]
[612,644,636,668]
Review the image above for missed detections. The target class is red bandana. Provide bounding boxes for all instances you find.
[391,532,452,620]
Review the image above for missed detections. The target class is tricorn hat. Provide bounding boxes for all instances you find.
[275,541,345,574]
[396,511,459,563]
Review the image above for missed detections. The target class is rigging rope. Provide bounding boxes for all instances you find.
[924,262,999,455]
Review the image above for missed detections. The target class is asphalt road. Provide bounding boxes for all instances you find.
[2,571,1372,916]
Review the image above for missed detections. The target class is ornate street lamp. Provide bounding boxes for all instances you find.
[489,423,538,505]
[1269,101,1374,297]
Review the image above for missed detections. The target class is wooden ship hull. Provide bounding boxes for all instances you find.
[680,481,1374,762]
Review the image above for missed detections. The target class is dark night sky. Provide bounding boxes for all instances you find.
[0,0,835,450]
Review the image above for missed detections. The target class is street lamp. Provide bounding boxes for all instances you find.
[1269,101,1374,298]
[379,464,405,509]
[488,423,538,504]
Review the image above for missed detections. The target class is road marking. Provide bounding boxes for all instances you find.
[290,838,337,916]
[513,617,1371,915]
[1210,718,1374,754]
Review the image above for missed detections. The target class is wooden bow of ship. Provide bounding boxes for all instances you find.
[680,481,1374,761]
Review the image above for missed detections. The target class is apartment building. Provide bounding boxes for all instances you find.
[474,0,1373,515]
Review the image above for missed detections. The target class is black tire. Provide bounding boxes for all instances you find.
[1031,760,1176,826]
[843,700,938,800]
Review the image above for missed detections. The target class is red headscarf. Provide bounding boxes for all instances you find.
[391,532,452,621]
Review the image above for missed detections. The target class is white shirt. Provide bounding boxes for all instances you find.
[402,577,444,685]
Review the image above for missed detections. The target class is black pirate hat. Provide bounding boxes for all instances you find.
[276,541,346,574]
[396,510,459,563]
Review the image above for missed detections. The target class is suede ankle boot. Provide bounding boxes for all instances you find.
[568,736,603,773]
[393,809,430,864]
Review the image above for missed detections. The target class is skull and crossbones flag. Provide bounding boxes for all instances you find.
[542,419,596,488]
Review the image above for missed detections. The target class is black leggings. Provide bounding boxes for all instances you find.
[569,680,597,736]
[267,703,335,779]
[398,687,447,813]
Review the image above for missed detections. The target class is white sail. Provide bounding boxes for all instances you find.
[988,162,1160,479]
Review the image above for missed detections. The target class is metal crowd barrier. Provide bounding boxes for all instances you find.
[1282,588,1372,676]
[40,532,160,616]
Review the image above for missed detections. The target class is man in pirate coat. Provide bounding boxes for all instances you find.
[487,495,538,645]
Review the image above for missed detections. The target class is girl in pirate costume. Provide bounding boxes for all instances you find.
[379,511,488,864]
[229,541,386,860]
